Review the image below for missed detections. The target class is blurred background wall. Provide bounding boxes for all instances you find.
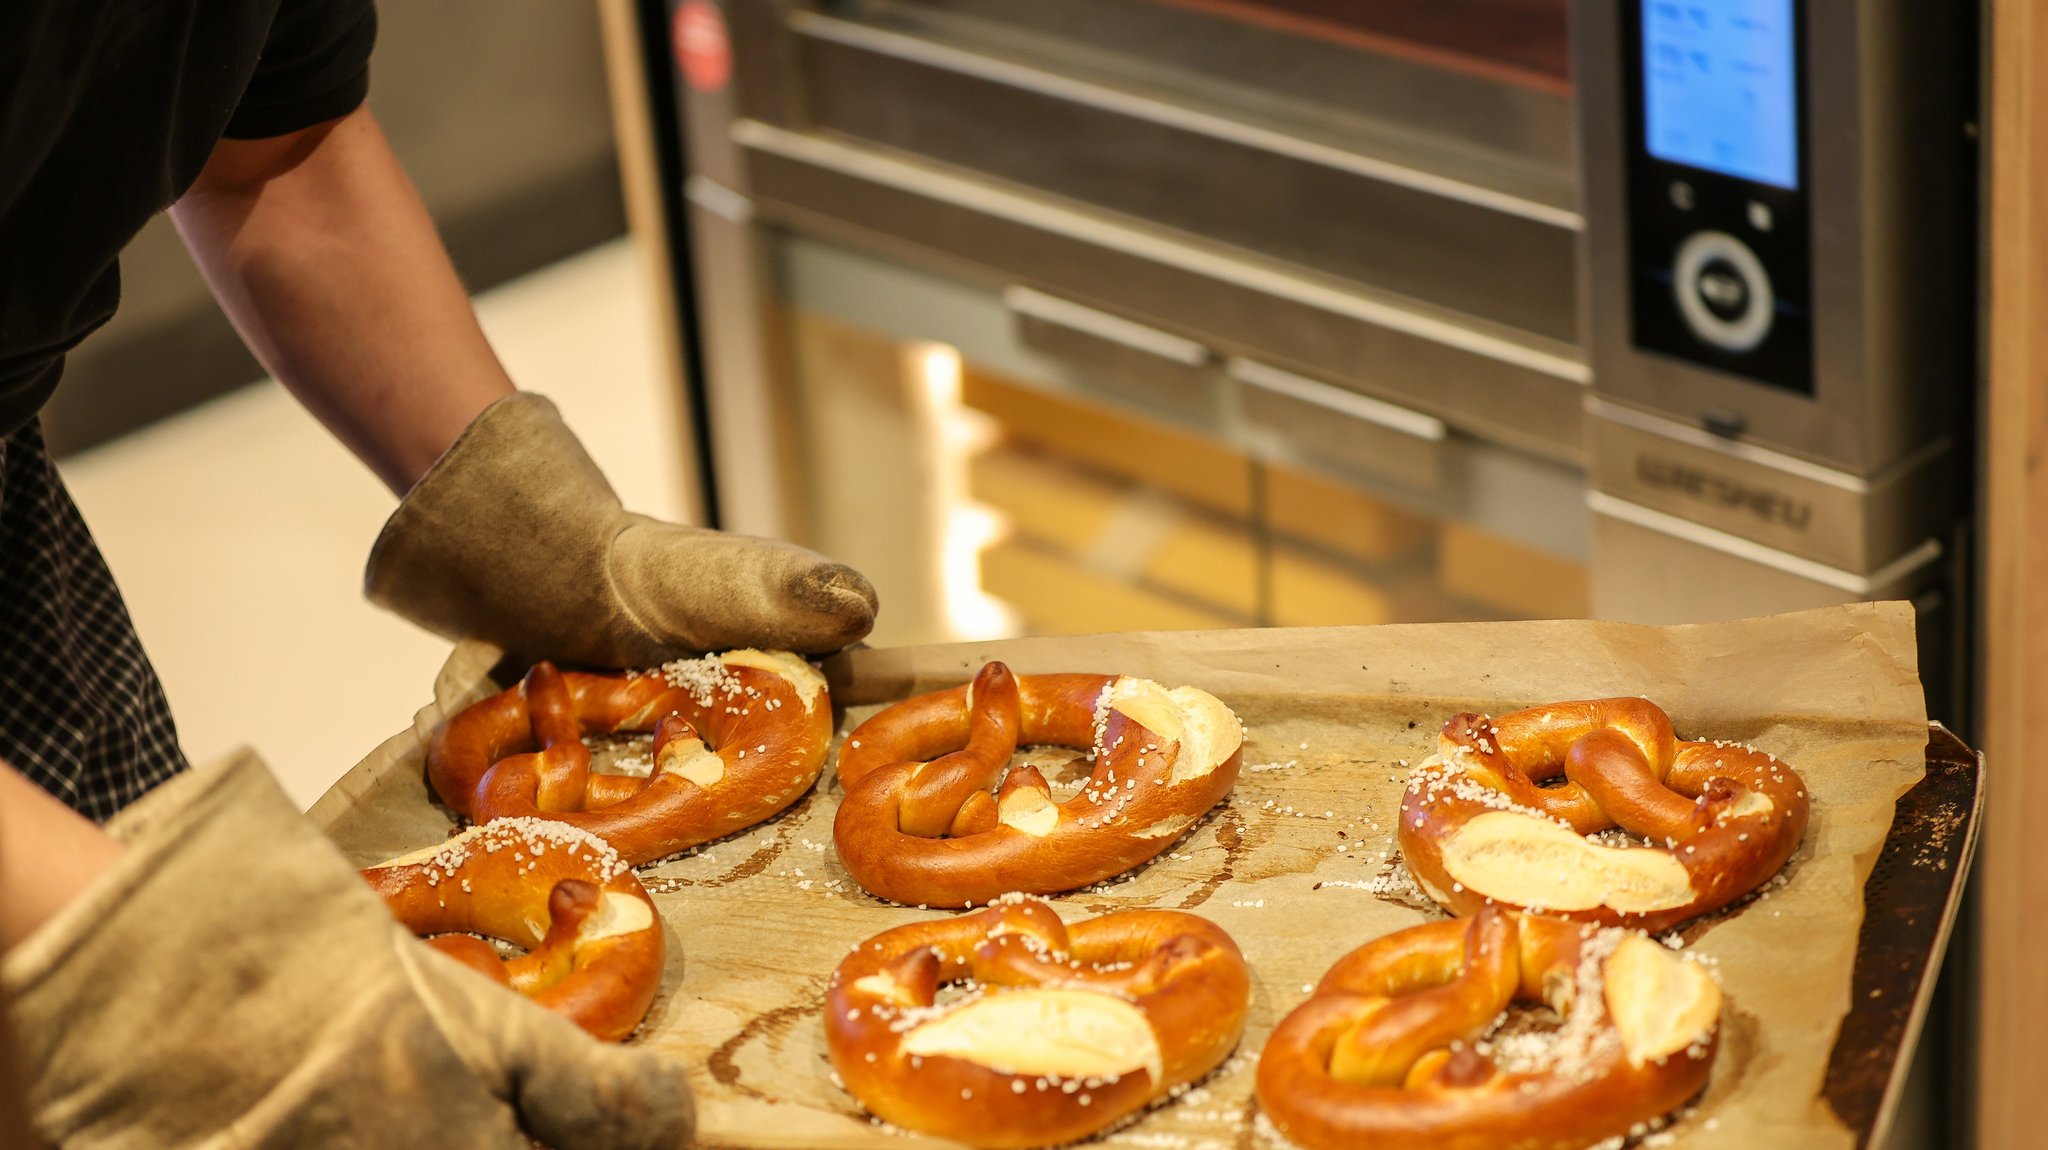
[41,0,626,456]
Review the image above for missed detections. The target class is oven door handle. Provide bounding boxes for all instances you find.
[1226,357,1448,443]
[1001,286,1212,368]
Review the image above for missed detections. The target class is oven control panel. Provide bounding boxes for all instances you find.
[1624,0,1811,395]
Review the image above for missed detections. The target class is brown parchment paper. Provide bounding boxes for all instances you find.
[310,602,1927,1150]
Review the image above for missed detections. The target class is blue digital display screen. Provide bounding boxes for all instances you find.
[1641,0,1799,189]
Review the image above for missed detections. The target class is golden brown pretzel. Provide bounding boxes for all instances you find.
[362,819,665,1042]
[428,649,832,864]
[1257,908,1721,1150]
[826,898,1251,1147]
[833,662,1244,907]
[1397,699,1810,932]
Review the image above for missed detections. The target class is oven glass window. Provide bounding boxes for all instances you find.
[770,237,1590,648]
[801,0,1583,342]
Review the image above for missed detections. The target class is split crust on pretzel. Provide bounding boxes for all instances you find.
[362,820,664,1042]
[833,663,1244,907]
[1257,908,1721,1150]
[826,898,1251,1148]
[1397,699,1810,932]
[428,649,832,865]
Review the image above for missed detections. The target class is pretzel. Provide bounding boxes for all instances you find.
[1397,699,1809,932]
[833,662,1243,907]
[1257,907,1720,1150]
[428,649,832,864]
[362,819,664,1042]
[826,897,1251,1147]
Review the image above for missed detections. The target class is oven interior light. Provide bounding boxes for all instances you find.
[915,341,1021,642]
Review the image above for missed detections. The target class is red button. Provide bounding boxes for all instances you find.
[674,0,732,94]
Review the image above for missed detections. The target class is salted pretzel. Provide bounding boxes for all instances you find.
[1257,907,1721,1150]
[362,819,665,1042]
[1397,698,1809,933]
[428,649,832,865]
[833,661,1243,907]
[826,898,1251,1148]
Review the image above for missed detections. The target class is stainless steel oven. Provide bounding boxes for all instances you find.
[664,0,1976,668]
[636,2,1981,1139]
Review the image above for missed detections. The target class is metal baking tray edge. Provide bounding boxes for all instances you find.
[1825,722,1983,1147]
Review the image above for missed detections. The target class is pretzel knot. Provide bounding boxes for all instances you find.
[363,820,664,1041]
[1396,698,1810,932]
[827,898,1251,1148]
[1256,907,1721,1150]
[832,662,1244,907]
[428,650,833,865]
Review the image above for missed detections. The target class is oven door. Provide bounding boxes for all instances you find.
[676,0,1604,645]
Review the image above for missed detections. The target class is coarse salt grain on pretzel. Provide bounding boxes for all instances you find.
[833,661,1243,907]
[1396,698,1810,933]
[826,897,1251,1148]
[1257,907,1721,1150]
[361,819,664,1042]
[428,648,832,865]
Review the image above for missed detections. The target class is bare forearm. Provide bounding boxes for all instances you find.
[0,763,121,953]
[170,108,513,493]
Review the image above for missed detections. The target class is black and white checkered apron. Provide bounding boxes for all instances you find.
[0,418,187,821]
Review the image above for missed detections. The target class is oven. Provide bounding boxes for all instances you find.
[660,0,1973,703]
[628,1,1982,1142]
[670,0,1602,648]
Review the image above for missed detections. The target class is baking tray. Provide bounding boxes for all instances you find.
[310,614,1978,1149]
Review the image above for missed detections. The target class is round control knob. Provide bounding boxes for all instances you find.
[1673,231,1775,353]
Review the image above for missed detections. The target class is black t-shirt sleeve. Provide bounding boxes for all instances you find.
[222,0,379,139]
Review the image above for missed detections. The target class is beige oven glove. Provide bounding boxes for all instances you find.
[1,751,693,1150]
[365,392,877,667]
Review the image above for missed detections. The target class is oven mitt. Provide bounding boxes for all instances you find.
[0,750,694,1150]
[364,392,877,667]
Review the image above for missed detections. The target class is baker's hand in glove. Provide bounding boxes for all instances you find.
[1,752,693,1150]
[168,111,871,666]
[365,393,877,666]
